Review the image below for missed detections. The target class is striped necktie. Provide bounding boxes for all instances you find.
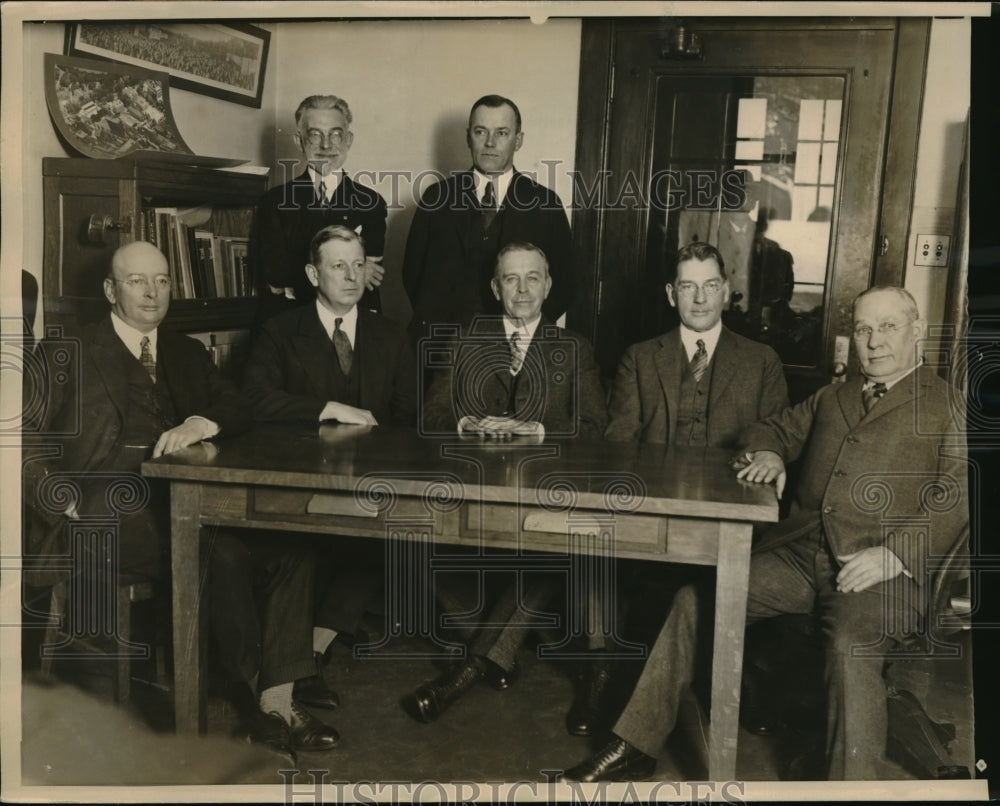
[690,339,708,384]
[139,336,156,382]
[509,331,524,375]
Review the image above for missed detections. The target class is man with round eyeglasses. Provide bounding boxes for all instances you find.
[558,241,787,762]
[250,94,388,325]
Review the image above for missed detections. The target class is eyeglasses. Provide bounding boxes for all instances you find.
[673,279,725,298]
[303,129,345,147]
[117,276,171,291]
[853,321,909,339]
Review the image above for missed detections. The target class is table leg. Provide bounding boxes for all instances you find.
[708,520,753,781]
[170,481,205,734]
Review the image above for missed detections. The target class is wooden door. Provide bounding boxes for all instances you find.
[572,18,928,402]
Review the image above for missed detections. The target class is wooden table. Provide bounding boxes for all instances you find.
[143,424,777,780]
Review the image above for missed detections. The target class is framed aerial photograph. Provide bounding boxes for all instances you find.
[64,21,269,108]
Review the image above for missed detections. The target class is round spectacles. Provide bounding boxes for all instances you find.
[303,129,345,147]
[853,321,908,339]
[673,279,725,298]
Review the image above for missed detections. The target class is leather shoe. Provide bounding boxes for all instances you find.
[565,656,612,737]
[238,709,297,765]
[484,657,518,691]
[289,700,340,751]
[293,653,340,710]
[401,657,484,723]
[560,736,657,782]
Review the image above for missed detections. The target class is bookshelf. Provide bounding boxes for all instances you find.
[42,157,268,335]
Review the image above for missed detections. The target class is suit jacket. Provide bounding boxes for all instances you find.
[741,366,968,591]
[604,326,788,447]
[421,316,607,438]
[249,171,387,311]
[244,304,417,426]
[402,170,573,332]
[23,316,251,573]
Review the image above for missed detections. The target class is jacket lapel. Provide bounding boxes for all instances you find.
[295,306,338,396]
[655,330,684,440]
[356,309,385,408]
[858,366,923,425]
[90,317,131,420]
[836,376,868,430]
[708,327,739,413]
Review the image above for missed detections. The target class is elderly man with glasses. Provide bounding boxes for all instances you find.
[562,283,967,781]
[249,94,388,324]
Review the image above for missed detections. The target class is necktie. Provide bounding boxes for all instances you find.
[332,317,353,375]
[139,336,156,382]
[316,175,327,205]
[862,381,887,413]
[509,331,524,375]
[482,179,497,230]
[690,338,708,384]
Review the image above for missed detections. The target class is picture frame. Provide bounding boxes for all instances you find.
[64,21,270,108]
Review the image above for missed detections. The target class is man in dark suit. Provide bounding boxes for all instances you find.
[402,94,573,343]
[402,241,607,723]
[244,224,417,712]
[245,225,416,427]
[560,241,788,738]
[250,94,387,323]
[563,286,966,781]
[24,241,338,763]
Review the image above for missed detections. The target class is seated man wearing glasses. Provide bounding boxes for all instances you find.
[250,94,387,324]
[560,240,788,763]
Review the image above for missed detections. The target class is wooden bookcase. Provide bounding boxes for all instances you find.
[42,157,268,335]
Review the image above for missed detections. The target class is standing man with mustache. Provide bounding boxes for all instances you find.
[250,95,388,325]
[403,94,573,344]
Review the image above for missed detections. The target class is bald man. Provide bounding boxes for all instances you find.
[24,242,337,762]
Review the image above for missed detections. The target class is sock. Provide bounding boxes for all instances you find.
[313,626,337,656]
[259,682,294,723]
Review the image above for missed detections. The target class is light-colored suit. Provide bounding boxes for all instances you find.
[604,325,787,446]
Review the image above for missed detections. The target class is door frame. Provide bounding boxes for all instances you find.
[569,17,930,380]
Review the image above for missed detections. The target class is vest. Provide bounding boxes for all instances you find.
[326,335,361,407]
[673,356,712,446]
[113,342,179,473]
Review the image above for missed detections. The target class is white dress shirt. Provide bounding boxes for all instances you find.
[315,300,358,348]
[678,320,723,364]
[474,167,515,207]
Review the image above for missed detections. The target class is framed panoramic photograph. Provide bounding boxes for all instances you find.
[64,21,269,108]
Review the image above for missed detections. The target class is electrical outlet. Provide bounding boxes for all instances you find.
[914,233,951,267]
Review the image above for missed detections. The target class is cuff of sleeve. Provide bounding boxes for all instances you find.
[185,415,220,440]
[457,415,474,434]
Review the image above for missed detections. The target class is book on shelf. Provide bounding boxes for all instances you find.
[143,205,256,300]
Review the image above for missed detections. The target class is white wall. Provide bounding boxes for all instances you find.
[904,18,970,330]
[271,18,582,323]
[18,21,279,338]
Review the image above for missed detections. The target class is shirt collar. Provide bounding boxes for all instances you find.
[678,320,722,362]
[503,313,541,346]
[474,168,515,206]
[110,311,157,360]
[315,299,358,347]
[863,361,920,392]
[307,166,343,201]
